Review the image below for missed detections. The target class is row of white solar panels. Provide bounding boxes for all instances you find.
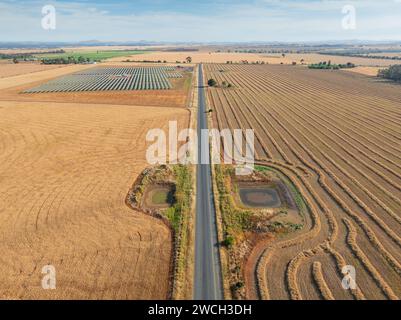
[24,67,183,93]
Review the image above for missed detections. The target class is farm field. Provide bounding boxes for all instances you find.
[0,64,94,90]
[116,50,397,66]
[204,63,401,300]
[272,53,397,66]
[369,52,401,58]
[0,63,65,78]
[0,62,192,299]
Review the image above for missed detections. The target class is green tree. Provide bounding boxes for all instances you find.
[208,78,217,87]
[222,235,235,248]
[379,65,401,81]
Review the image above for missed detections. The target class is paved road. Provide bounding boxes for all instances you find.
[194,64,224,300]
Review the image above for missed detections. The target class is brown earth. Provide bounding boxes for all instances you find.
[205,63,401,300]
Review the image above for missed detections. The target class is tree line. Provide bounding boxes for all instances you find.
[378,65,401,82]
[308,61,356,70]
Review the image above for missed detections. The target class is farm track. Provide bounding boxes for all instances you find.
[204,64,401,300]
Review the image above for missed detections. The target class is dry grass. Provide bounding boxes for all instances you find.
[113,50,398,67]
[343,66,384,77]
[0,64,94,90]
[0,63,65,79]
[205,63,401,300]
[280,53,396,67]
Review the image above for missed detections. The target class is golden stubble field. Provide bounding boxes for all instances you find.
[111,50,397,67]
[204,64,401,300]
[0,63,192,109]
[0,65,190,299]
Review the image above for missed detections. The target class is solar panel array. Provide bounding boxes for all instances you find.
[24,67,183,93]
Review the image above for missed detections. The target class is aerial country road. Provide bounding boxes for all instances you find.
[194,64,224,300]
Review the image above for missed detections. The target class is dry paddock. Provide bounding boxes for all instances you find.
[0,66,190,299]
[204,63,401,300]
[110,50,396,67]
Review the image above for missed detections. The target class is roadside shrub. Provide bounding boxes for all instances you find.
[222,235,235,248]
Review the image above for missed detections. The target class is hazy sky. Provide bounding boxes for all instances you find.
[1,0,401,42]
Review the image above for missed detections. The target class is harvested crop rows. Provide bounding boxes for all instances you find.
[204,64,401,300]
[24,67,183,93]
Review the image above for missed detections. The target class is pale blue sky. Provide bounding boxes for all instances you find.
[0,0,401,42]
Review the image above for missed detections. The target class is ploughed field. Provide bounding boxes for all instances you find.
[204,64,401,300]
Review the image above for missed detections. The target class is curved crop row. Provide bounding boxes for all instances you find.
[312,261,335,300]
